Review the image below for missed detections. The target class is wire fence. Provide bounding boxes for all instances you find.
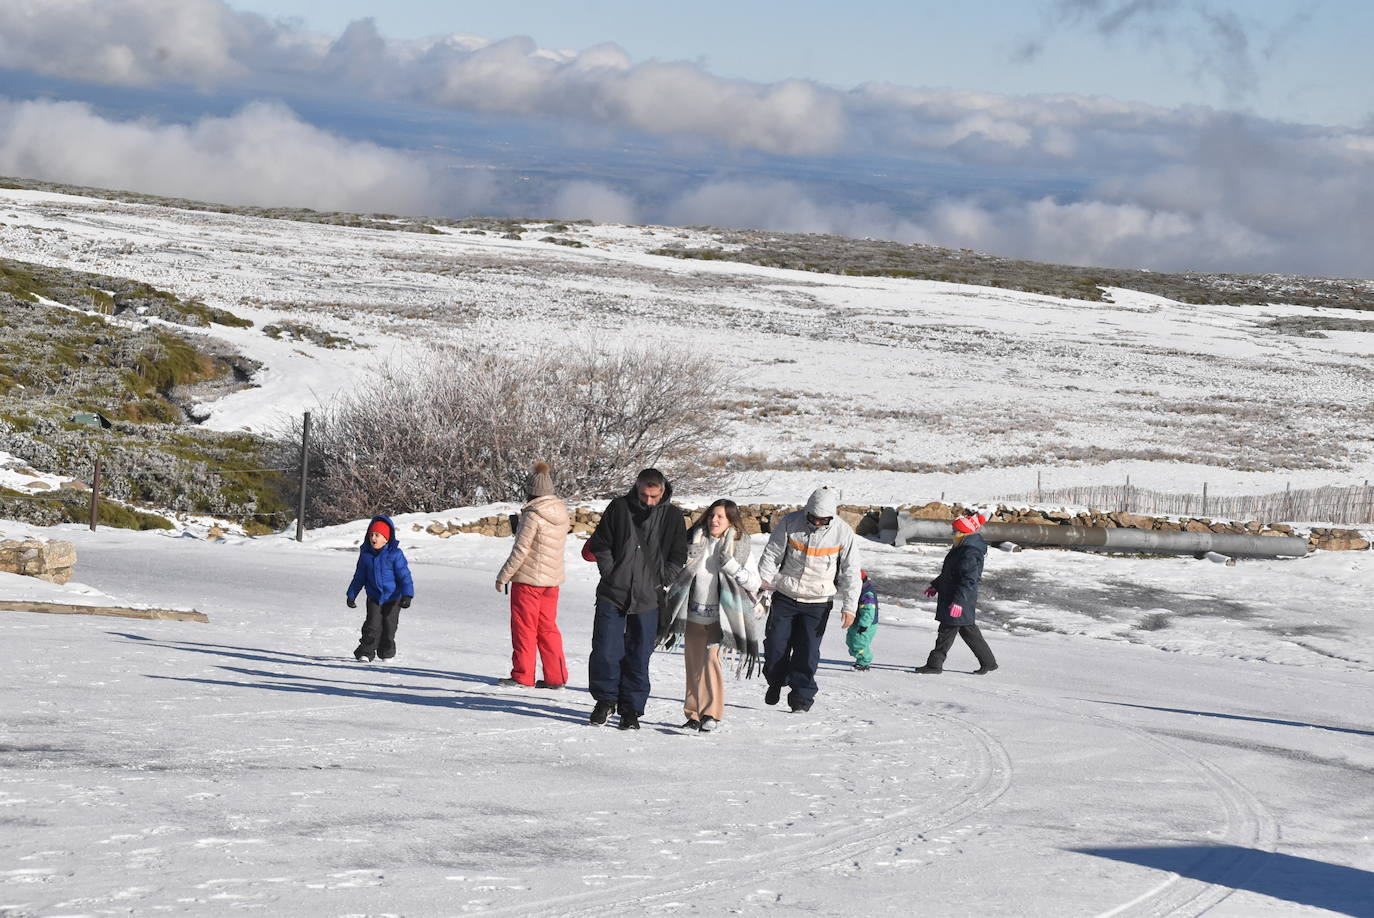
[999,480,1374,526]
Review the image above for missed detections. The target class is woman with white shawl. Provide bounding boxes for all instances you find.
[659,499,765,732]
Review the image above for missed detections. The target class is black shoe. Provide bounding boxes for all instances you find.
[974,663,999,675]
[618,709,641,730]
[535,680,565,689]
[789,702,811,713]
[681,718,701,731]
[851,662,871,672]
[589,700,615,725]
[698,716,718,732]
[764,683,782,705]
[496,677,526,687]
[913,665,942,674]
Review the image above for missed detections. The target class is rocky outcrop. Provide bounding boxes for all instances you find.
[0,538,77,584]
[1308,528,1371,552]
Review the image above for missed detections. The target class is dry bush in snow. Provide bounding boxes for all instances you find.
[278,343,734,525]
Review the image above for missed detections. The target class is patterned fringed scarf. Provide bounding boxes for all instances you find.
[659,531,767,678]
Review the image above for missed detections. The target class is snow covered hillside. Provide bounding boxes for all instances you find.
[3,185,1373,916]
[4,184,1374,502]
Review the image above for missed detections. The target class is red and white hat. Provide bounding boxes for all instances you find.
[952,511,988,534]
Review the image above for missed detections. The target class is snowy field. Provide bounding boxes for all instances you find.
[2,518,1372,917]
[3,186,1374,915]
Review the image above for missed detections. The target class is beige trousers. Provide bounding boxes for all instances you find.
[683,620,725,721]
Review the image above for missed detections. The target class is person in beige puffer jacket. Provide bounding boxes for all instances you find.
[495,461,571,688]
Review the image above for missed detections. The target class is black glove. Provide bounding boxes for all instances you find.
[399,596,412,608]
[346,596,357,608]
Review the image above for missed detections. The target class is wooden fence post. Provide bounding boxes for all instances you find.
[296,411,311,542]
[89,456,101,531]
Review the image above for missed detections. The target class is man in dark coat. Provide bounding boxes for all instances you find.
[585,468,689,729]
[915,509,998,675]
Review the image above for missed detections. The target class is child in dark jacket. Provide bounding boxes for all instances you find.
[915,510,997,675]
[346,515,415,662]
[846,570,879,671]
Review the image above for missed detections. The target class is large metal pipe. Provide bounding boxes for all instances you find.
[888,513,1309,559]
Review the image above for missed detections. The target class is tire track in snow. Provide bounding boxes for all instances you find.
[972,684,1279,918]
[1087,723,1279,918]
[471,708,1012,918]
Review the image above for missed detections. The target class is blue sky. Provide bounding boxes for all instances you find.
[0,0,1370,277]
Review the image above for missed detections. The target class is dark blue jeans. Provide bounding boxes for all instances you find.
[588,599,659,714]
[763,593,832,708]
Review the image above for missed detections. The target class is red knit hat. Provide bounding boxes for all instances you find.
[367,519,392,541]
[952,512,988,535]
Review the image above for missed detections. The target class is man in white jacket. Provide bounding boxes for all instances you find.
[756,486,862,713]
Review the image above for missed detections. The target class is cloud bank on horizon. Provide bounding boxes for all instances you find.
[0,0,1370,279]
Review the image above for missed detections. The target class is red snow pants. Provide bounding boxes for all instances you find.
[509,583,568,687]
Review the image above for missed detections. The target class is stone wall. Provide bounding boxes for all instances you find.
[414,500,1370,552]
[0,538,78,584]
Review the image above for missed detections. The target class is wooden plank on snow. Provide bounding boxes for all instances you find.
[0,601,208,622]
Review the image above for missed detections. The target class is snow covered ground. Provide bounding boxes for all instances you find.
[2,519,1371,917]
[3,186,1374,915]
[5,185,1374,502]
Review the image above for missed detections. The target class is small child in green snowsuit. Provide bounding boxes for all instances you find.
[846,570,878,671]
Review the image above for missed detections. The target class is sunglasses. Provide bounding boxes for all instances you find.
[805,513,833,526]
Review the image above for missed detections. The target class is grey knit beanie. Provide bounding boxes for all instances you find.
[529,461,555,498]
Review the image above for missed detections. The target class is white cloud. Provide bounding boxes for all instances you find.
[0,1,847,156]
[0,98,437,214]
[1,0,1371,276]
[548,182,638,225]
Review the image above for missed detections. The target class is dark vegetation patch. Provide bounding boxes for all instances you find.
[0,291,256,420]
[1258,315,1374,337]
[0,282,285,531]
[262,321,355,348]
[649,229,1374,310]
[0,255,251,328]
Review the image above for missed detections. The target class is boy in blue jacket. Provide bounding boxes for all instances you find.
[846,570,879,671]
[346,515,414,662]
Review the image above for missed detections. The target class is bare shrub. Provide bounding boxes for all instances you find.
[276,343,734,525]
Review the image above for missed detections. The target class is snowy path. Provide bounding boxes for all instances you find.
[3,527,1373,916]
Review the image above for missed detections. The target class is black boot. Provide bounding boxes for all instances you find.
[589,700,615,725]
[913,664,942,674]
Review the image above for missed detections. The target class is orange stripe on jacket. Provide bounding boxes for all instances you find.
[787,538,841,557]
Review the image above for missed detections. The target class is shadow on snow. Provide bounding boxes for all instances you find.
[1073,845,1374,916]
[1090,699,1374,738]
[110,631,590,725]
